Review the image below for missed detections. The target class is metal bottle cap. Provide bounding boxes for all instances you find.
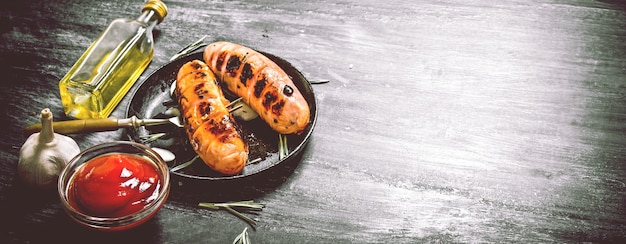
[142,0,168,24]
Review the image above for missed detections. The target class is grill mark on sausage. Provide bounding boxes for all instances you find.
[271,100,285,116]
[194,83,207,99]
[263,91,277,109]
[191,61,203,70]
[198,101,212,120]
[253,77,267,98]
[226,55,241,77]
[240,62,253,87]
[206,115,237,142]
[216,52,227,71]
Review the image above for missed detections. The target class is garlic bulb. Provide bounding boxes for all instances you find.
[18,108,81,189]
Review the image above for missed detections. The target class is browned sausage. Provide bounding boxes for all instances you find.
[176,60,248,175]
[203,41,310,135]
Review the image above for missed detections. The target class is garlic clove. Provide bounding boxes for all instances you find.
[231,100,259,121]
[151,147,175,162]
[18,108,81,189]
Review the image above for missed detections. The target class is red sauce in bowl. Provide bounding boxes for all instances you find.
[68,153,162,218]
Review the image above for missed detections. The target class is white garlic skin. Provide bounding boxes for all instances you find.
[231,101,259,121]
[17,108,81,189]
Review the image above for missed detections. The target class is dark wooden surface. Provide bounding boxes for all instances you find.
[1,0,626,243]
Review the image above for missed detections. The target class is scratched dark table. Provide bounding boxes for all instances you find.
[1,0,626,243]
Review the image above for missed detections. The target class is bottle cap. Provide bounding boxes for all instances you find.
[143,0,168,24]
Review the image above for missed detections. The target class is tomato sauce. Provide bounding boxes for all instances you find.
[68,153,162,218]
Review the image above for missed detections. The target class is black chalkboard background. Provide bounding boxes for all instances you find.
[1,0,625,243]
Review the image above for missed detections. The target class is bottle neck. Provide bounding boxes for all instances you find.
[137,10,159,28]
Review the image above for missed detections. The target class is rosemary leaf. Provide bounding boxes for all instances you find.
[198,200,264,230]
[226,97,243,108]
[170,35,208,61]
[197,202,220,210]
[139,132,167,144]
[223,206,257,230]
[278,134,289,160]
[248,158,262,165]
[229,104,244,113]
[170,155,199,172]
[216,200,264,210]
[233,227,250,244]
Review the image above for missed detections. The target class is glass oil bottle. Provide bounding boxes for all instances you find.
[59,0,168,119]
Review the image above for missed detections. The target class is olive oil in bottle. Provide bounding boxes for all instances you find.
[59,0,167,119]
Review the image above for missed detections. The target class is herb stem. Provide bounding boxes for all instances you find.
[226,97,243,108]
[224,206,257,230]
[233,227,251,244]
[248,158,262,165]
[139,132,166,144]
[170,155,199,172]
[215,200,264,210]
[198,200,264,230]
[170,35,208,61]
[278,134,289,160]
[229,104,244,113]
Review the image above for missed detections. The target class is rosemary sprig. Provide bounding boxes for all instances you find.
[233,227,251,244]
[170,35,208,61]
[198,200,264,229]
[170,155,199,172]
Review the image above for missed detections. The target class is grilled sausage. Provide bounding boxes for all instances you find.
[203,41,310,135]
[176,60,248,175]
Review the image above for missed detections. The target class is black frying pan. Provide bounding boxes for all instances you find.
[124,47,317,182]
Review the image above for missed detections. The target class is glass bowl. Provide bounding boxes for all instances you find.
[58,141,170,231]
